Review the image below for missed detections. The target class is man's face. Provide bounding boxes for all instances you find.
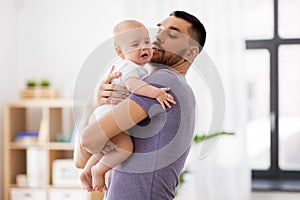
[151,16,192,67]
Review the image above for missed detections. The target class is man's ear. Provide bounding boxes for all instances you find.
[115,47,125,59]
[183,46,199,63]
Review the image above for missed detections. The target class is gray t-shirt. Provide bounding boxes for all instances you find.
[105,69,196,200]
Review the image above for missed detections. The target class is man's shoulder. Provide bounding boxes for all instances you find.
[150,69,177,77]
[146,69,189,89]
[146,69,181,83]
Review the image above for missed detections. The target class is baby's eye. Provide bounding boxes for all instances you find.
[131,44,139,47]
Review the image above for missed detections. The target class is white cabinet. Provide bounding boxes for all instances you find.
[10,188,47,200]
[10,188,90,200]
[48,189,87,200]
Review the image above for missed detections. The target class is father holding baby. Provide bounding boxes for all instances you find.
[74,10,206,200]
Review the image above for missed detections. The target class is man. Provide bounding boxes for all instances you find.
[74,11,206,199]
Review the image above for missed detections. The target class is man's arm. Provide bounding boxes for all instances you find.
[74,66,128,168]
[79,98,148,154]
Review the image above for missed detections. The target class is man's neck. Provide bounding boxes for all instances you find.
[149,59,190,76]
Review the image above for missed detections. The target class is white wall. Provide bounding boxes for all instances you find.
[0,0,18,199]
[15,0,194,97]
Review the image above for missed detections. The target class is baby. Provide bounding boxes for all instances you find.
[79,20,176,192]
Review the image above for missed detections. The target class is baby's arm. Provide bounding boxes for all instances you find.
[124,77,176,110]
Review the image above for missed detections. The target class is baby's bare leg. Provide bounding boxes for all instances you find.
[91,132,133,191]
[80,152,104,191]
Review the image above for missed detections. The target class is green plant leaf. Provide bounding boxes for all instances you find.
[26,80,36,87]
[175,131,235,196]
[193,131,234,144]
[39,79,50,87]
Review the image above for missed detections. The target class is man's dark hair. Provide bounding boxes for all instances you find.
[170,11,206,53]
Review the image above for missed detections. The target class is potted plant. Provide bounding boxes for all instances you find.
[39,79,50,87]
[175,131,234,196]
[20,79,57,99]
[26,80,37,88]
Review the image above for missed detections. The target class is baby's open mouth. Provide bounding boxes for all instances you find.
[141,53,149,58]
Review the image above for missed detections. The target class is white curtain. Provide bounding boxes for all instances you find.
[0,1,18,199]
[175,0,251,200]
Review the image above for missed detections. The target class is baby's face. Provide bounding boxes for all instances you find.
[118,28,153,66]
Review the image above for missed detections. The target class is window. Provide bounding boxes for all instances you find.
[244,0,300,190]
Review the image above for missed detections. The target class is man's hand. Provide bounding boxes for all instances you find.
[95,66,128,107]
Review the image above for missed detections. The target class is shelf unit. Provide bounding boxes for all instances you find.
[3,99,103,200]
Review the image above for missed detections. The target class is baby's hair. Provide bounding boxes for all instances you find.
[113,20,146,48]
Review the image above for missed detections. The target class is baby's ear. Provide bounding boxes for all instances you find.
[115,47,125,59]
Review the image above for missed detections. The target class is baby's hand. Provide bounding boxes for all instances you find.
[156,88,176,110]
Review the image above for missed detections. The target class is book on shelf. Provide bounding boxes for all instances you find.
[38,118,49,143]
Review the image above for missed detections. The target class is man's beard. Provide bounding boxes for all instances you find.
[150,43,187,68]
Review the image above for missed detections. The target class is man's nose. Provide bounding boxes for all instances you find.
[155,30,165,44]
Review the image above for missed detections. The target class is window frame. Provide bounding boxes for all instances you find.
[245,0,300,191]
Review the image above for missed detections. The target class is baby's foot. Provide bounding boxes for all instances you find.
[80,171,93,192]
[91,166,106,192]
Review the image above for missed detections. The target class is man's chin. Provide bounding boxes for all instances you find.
[150,53,162,62]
